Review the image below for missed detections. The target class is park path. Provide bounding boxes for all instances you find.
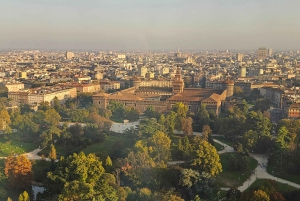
[212,138,300,192]
[0,148,50,161]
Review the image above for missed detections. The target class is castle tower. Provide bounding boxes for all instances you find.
[172,67,184,94]
[130,76,141,89]
[222,80,234,98]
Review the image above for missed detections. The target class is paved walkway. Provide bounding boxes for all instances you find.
[213,140,300,192]
[110,120,140,133]
[0,148,50,161]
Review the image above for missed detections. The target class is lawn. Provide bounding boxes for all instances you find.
[267,165,300,185]
[83,135,120,155]
[214,142,224,152]
[216,153,258,188]
[0,137,37,157]
[213,136,235,147]
[248,179,297,193]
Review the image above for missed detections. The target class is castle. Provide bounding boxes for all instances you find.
[92,68,233,115]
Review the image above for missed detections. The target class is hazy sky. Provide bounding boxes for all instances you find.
[1,0,300,50]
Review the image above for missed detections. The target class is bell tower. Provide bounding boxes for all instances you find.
[172,67,184,94]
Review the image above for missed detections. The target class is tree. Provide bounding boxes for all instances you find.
[32,110,46,125]
[44,108,61,126]
[172,102,188,118]
[226,188,241,201]
[138,118,164,137]
[5,155,32,190]
[144,106,160,119]
[202,125,212,142]
[40,126,61,148]
[53,97,62,111]
[148,131,171,164]
[18,191,30,201]
[69,109,89,122]
[181,117,193,135]
[88,112,112,132]
[11,113,39,136]
[105,156,113,167]
[275,126,290,149]
[126,107,140,121]
[234,86,244,97]
[107,100,127,119]
[249,190,270,201]
[49,144,57,161]
[124,151,155,186]
[164,111,177,135]
[191,140,222,176]
[0,107,11,131]
[20,104,33,114]
[38,101,51,111]
[179,169,200,189]
[198,104,210,128]
[46,152,116,200]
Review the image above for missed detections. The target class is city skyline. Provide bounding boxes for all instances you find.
[1,0,300,50]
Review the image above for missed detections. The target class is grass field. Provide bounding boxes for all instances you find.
[83,135,120,155]
[216,153,257,188]
[213,136,235,147]
[248,179,297,193]
[214,142,224,151]
[267,165,300,185]
[0,137,37,157]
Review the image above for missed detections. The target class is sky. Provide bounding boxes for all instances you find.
[0,0,300,51]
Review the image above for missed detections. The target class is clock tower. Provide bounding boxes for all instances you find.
[172,67,184,94]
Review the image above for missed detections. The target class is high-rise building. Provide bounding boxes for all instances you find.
[257,47,268,60]
[239,66,246,77]
[268,48,273,56]
[66,51,75,59]
[138,66,147,77]
[236,53,243,62]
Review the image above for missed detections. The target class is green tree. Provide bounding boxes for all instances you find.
[148,131,171,164]
[226,188,241,201]
[198,104,210,129]
[126,107,140,121]
[164,111,177,135]
[53,97,62,111]
[44,108,61,126]
[18,191,30,201]
[144,106,160,119]
[46,152,116,200]
[40,126,61,148]
[172,102,188,118]
[11,113,39,136]
[32,110,46,125]
[69,109,89,122]
[124,151,155,186]
[38,101,51,111]
[179,169,200,188]
[275,126,290,149]
[192,140,222,176]
[20,104,33,114]
[138,118,164,137]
